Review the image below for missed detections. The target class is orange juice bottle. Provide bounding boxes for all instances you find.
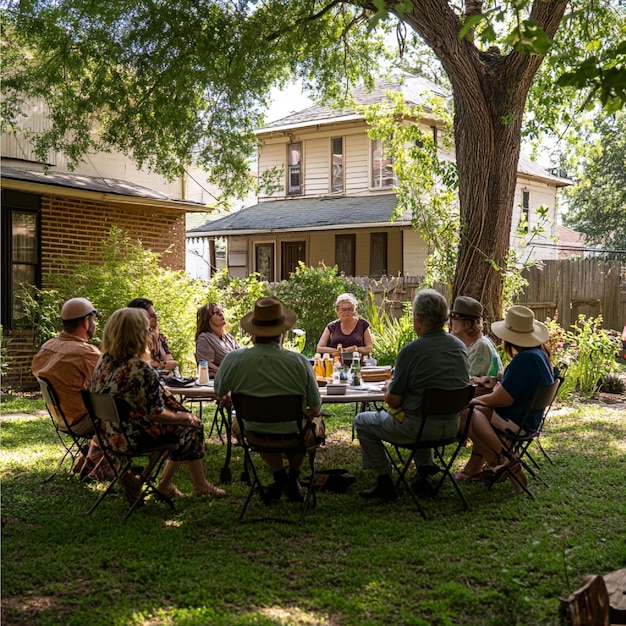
[323,353,333,378]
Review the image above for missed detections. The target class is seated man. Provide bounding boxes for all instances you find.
[215,296,322,502]
[354,288,470,501]
[32,297,102,437]
[32,297,110,477]
[127,298,178,373]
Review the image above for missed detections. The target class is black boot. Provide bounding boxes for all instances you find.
[285,468,304,503]
[359,474,396,501]
[265,469,288,503]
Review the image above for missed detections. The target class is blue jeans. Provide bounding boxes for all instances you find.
[354,410,459,476]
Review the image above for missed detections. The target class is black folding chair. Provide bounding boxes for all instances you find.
[485,378,561,499]
[519,376,563,471]
[383,385,476,518]
[36,376,92,483]
[81,390,178,520]
[231,394,321,525]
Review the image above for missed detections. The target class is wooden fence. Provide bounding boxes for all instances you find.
[352,259,625,334]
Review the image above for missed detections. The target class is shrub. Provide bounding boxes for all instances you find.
[545,315,620,397]
[273,263,366,354]
[18,226,206,374]
[365,297,415,365]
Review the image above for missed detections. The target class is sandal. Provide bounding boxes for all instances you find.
[193,483,227,499]
[156,485,185,500]
[483,453,521,483]
[452,471,484,482]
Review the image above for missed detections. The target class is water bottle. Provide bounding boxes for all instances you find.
[332,357,342,383]
[351,351,361,386]
[488,353,499,378]
[197,360,210,385]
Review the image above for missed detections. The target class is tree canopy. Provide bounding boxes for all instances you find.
[2,0,625,319]
[563,111,626,255]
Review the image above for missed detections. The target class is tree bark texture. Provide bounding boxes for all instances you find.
[394,0,568,323]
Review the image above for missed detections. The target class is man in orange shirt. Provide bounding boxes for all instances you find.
[32,297,102,436]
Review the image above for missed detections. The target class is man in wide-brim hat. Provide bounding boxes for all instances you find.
[215,297,323,503]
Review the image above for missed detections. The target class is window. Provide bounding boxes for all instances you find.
[370,233,388,277]
[521,189,530,233]
[335,234,355,276]
[281,241,306,280]
[287,142,302,195]
[371,139,395,189]
[331,137,344,193]
[255,243,275,282]
[1,191,41,330]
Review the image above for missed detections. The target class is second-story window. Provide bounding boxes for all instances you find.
[331,137,344,193]
[371,139,395,189]
[287,142,302,195]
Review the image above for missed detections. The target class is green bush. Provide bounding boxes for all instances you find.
[365,297,415,365]
[545,315,620,397]
[18,226,206,375]
[273,262,366,354]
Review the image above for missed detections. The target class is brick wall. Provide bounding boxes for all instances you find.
[3,193,187,392]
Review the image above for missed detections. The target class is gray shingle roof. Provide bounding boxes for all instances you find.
[259,76,448,131]
[188,195,408,236]
[0,166,206,208]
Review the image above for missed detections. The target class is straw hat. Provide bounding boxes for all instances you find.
[451,296,483,318]
[491,305,549,347]
[240,297,297,336]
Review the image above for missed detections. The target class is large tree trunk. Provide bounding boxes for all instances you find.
[399,0,568,324]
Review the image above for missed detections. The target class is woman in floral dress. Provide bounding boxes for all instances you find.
[91,307,225,500]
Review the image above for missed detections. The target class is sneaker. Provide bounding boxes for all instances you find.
[358,475,397,501]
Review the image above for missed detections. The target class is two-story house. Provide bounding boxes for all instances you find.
[189,76,570,282]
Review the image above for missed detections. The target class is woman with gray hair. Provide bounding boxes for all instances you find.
[354,289,469,501]
[316,292,373,358]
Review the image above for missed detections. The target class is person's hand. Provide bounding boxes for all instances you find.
[179,412,201,428]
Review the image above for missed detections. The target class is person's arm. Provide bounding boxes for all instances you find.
[151,407,202,428]
[316,327,334,355]
[470,382,513,408]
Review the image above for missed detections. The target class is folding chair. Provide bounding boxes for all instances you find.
[36,376,92,483]
[485,378,561,500]
[231,393,320,525]
[520,376,563,470]
[81,390,178,520]
[383,385,476,518]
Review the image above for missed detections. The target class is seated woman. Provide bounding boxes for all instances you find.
[195,303,240,378]
[460,305,555,490]
[449,296,503,389]
[316,293,373,360]
[127,297,178,373]
[91,307,226,500]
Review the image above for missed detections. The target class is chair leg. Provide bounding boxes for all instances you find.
[123,451,173,521]
[299,450,317,524]
[385,447,427,518]
[432,447,470,511]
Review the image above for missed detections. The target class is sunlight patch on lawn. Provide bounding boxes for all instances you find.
[259,606,329,624]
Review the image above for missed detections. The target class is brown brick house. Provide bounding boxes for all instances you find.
[1,167,205,391]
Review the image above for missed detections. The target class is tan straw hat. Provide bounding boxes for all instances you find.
[491,305,549,347]
[240,296,297,336]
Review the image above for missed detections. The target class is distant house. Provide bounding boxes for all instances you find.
[1,98,209,390]
[556,225,587,259]
[189,76,570,281]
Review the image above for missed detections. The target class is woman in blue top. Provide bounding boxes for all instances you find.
[460,306,554,491]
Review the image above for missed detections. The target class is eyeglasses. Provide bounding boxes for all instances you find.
[338,307,355,312]
[449,313,470,321]
[147,311,158,319]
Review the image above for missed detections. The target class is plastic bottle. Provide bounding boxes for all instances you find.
[351,351,361,386]
[323,353,333,378]
[332,356,342,383]
[197,360,210,385]
[488,353,499,378]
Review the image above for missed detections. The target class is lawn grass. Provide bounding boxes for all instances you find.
[1,398,625,626]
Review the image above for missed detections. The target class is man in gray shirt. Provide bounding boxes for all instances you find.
[355,289,469,500]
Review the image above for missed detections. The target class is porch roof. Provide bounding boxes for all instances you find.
[188,194,410,237]
[0,166,207,212]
